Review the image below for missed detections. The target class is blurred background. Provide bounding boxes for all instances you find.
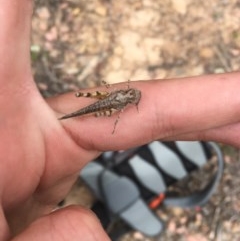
[32,0,240,240]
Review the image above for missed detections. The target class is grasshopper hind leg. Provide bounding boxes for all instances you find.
[75,80,110,99]
[75,90,109,99]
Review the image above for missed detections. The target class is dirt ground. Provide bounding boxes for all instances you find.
[32,0,240,240]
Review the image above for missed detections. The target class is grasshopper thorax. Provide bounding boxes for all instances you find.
[114,88,141,105]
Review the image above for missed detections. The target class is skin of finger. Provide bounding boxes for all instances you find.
[10,206,111,241]
[0,0,33,91]
[164,121,240,148]
[0,207,10,241]
[199,123,240,147]
[49,72,240,151]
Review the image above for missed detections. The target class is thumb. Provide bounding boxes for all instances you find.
[11,206,110,241]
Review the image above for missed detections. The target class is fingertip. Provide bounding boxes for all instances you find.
[12,206,110,241]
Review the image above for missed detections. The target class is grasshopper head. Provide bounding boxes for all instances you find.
[125,88,141,105]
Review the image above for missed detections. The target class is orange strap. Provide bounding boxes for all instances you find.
[149,193,165,209]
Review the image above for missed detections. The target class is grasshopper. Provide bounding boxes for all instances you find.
[59,81,141,134]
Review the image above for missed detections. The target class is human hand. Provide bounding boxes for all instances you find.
[1,1,240,241]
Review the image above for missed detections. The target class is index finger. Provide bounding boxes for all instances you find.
[49,72,240,151]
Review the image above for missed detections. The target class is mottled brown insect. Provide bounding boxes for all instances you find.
[59,81,141,134]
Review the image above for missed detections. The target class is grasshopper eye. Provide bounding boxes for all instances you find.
[128,89,134,95]
[130,91,136,97]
